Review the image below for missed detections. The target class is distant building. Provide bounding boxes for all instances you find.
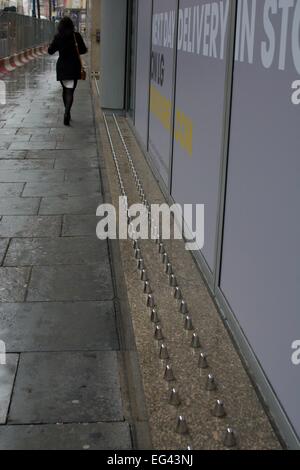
[0,0,24,13]
[54,0,87,32]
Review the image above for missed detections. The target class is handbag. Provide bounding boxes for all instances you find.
[74,33,87,80]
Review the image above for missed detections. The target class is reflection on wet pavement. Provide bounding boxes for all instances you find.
[0,57,57,124]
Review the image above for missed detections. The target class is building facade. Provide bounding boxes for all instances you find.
[0,0,24,13]
[97,0,300,449]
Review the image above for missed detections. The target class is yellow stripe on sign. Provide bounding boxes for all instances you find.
[174,109,193,157]
[150,84,193,157]
[150,84,172,131]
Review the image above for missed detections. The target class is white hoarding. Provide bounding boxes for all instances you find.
[148,0,177,186]
[171,0,229,268]
[135,0,153,146]
[220,0,300,438]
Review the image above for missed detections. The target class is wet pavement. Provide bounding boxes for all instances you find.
[0,56,132,449]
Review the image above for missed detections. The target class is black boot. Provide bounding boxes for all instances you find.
[64,112,70,126]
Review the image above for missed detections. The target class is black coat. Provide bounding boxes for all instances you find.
[48,31,87,81]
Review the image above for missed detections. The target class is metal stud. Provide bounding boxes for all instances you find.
[184,316,194,331]
[150,308,159,324]
[135,248,141,259]
[174,287,182,300]
[169,388,181,407]
[179,300,188,314]
[133,240,139,250]
[212,400,226,418]
[137,258,145,270]
[169,274,177,287]
[154,325,164,341]
[191,333,201,349]
[141,269,148,281]
[206,374,217,392]
[158,243,165,254]
[147,295,155,308]
[155,235,161,245]
[164,365,175,382]
[176,416,188,435]
[144,281,152,294]
[162,253,169,265]
[198,352,208,369]
[224,428,237,448]
[165,263,173,275]
[159,344,169,360]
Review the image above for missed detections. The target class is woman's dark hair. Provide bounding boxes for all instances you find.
[57,17,75,36]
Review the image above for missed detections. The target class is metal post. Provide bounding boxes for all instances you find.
[167,0,180,194]
[37,0,41,19]
[213,0,238,291]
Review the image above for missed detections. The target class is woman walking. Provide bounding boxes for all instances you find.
[48,17,87,126]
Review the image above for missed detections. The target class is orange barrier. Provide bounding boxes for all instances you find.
[0,44,49,75]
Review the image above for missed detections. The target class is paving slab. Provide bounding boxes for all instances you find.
[8,352,124,424]
[0,150,27,159]
[26,150,67,160]
[0,302,118,352]
[0,183,24,197]
[64,169,100,183]
[17,128,50,135]
[39,195,102,215]
[0,160,55,170]
[29,135,64,142]
[27,264,113,301]
[9,142,57,151]
[55,143,98,151]
[0,239,9,265]
[0,129,18,135]
[62,215,99,237]
[50,128,96,136]
[0,142,10,150]
[1,137,30,144]
[0,422,132,450]
[63,136,97,144]
[0,216,62,238]
[54,157,99,169]
[0,198,40,216]
[0,170,64,183]
[23,181,101,197]
[4,237,108,266]
[0,267,30,302]
[27,149,98,159]
[0,355,19,424]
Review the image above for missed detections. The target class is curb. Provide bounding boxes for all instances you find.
[0,43,48,76]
